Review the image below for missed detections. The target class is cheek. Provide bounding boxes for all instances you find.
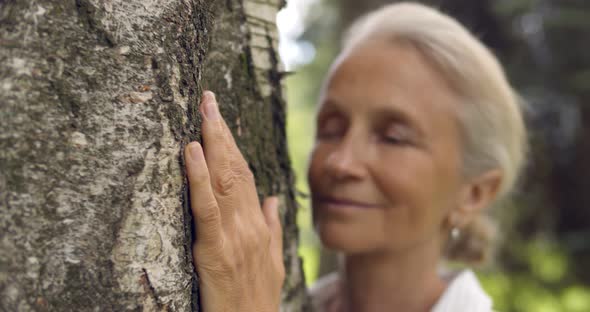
[372,151,452,236]
[373,151,434,202]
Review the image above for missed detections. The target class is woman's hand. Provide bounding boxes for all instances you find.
[184,91,285,312]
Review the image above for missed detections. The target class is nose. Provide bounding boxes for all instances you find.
[324,135,367,180]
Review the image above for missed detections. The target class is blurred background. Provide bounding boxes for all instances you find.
[276,0,590,311]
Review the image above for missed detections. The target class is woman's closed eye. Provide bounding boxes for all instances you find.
[380,124,413,145]
[317,115,347,140]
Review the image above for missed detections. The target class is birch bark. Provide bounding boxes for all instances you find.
[0,0,308,310]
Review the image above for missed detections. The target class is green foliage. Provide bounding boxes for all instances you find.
[477,240,590,312]
[492,0,536,17]
[527,241,568,284]
[285,71,321,285]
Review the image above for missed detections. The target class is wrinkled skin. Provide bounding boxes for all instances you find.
[305,40,503,312]
[308,40,466,255]
[184,91,284,312]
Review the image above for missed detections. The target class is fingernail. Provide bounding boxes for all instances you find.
[202,91,219,120]
[188,142,203,161]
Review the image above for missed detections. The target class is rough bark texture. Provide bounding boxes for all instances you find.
[0,0,308,311]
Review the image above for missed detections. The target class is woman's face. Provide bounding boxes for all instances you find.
[308,40,466,255]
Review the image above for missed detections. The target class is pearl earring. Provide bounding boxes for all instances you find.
[451,227,460,240]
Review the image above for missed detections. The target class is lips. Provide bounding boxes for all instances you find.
[316,195,381,209]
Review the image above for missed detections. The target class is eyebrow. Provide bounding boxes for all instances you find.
[317,98,341,113]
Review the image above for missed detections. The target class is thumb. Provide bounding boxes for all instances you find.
[262,196,283,256]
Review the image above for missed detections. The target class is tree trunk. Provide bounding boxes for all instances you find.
[0,0,309,311]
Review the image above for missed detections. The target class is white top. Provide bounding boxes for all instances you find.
[431,270,493,312]
[310,270,493,312]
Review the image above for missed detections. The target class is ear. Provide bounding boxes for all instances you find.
[451,169,503,228]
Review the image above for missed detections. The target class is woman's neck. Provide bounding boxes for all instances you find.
[339,240,447,312]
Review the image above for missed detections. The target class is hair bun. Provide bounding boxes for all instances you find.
[446,215,497,266]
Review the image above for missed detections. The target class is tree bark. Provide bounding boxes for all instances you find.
[0,0,309,311]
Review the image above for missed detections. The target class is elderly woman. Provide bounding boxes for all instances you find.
[184,2,527,312]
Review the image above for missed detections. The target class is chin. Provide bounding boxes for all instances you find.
[316,220,380,254]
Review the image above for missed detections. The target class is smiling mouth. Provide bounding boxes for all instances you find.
[317,196,381,210]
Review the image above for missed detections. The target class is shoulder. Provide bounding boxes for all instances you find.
[308,272,341,312]
[431,270,494,312]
